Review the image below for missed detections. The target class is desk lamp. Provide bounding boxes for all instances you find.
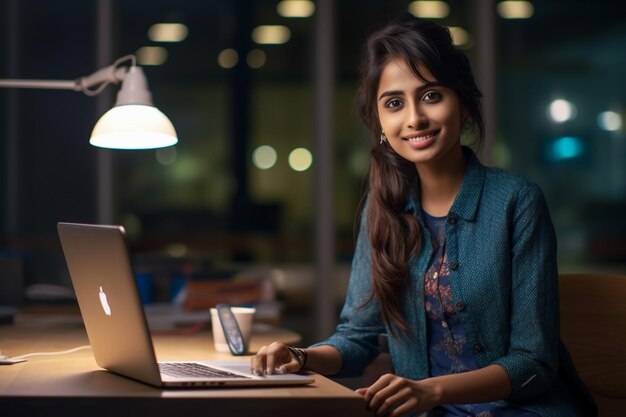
[0,55,177,150]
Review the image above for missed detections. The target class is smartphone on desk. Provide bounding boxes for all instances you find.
[216,304,247,355]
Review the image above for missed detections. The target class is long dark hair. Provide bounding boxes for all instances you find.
[356,15,484,335]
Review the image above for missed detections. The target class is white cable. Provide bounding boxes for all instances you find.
[9,345,92,360]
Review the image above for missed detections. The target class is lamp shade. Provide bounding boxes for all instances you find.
[89,104,178,150]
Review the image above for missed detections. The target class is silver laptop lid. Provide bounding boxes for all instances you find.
[58,222,315,388]
[58,222,162,386]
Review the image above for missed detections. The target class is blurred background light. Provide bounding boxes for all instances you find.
[247,49,267,69]
[493,142,512,169]
[166,242,188,258]
[448,26,471,48]
[288,148,313,171]
[136,46,168,66]
[252,25,291,45]
[156,146,177,166]
[549,136,583,161]
[217,48,239,69]
[252,145,278,169]
[597,110,623,132]
[171,155,202,181]
[408,1,450,19]
[548,99,577,123]
[348,150,369,176]
[277,0,316,18]
[497,1,534,19]
[147,23,189,42]
[121,213,142,238]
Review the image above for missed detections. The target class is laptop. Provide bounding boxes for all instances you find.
[57,222,314,388]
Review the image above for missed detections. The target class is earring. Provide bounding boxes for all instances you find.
[379,132,387,144]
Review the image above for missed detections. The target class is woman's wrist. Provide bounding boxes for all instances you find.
[428,379,445,405]
[286,346,308,371]
[423,365,510,405]
[413,378,444,409]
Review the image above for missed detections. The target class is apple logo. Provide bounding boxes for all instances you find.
[99,286,112,316]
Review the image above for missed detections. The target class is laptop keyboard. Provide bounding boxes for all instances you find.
[159,362,249,379]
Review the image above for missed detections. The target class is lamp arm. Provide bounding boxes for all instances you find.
[77,55,136,96]
[0,79,79,90]
[0,54,136,97]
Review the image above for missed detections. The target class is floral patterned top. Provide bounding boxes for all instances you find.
[422,211,538,417]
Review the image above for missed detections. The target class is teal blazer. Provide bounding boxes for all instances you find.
[314,147,596,417]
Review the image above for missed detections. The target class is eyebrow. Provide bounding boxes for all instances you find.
[378,81,443,101]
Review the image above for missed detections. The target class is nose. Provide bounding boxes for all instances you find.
[406,103,428,129]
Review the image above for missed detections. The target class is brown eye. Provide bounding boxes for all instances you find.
[386,98,403,109]
[423,91,442,102]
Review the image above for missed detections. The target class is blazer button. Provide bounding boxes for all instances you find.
[449,261,459,270]
[456,301,466,311]
[447,215,457,225]
[473,343,483,353]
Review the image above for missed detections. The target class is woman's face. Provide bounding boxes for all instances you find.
[376,58,463,167]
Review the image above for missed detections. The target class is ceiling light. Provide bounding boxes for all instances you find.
[252,25,291,45]
[247,49,266,69]
[136,46,168,66]
[408,1,450,19]
[448,26,471,48]
[147,23,189,42]
[217,49,239,69]
[497,1,534,19]
[277,1,316,18]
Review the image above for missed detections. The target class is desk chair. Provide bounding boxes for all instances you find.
[559,273,626,417]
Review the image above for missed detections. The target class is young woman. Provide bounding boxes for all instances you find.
[251,15,596,417]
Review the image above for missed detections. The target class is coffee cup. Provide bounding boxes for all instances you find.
[210,306,256,354]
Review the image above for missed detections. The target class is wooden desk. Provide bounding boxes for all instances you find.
[0,312,369,417]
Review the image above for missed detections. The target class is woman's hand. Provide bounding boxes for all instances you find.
[250,342,301,375]
[356,373,440,417]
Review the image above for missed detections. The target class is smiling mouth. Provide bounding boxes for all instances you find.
[403,130,439,142]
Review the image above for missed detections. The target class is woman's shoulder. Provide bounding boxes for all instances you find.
[482,164,543,197]
[475,164,550,217]
[464,147,543,198]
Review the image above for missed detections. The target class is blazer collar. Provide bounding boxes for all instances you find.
[405,146,485,222]
[451,146,485,222]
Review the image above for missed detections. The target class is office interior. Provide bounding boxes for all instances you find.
[1,0,625,349]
